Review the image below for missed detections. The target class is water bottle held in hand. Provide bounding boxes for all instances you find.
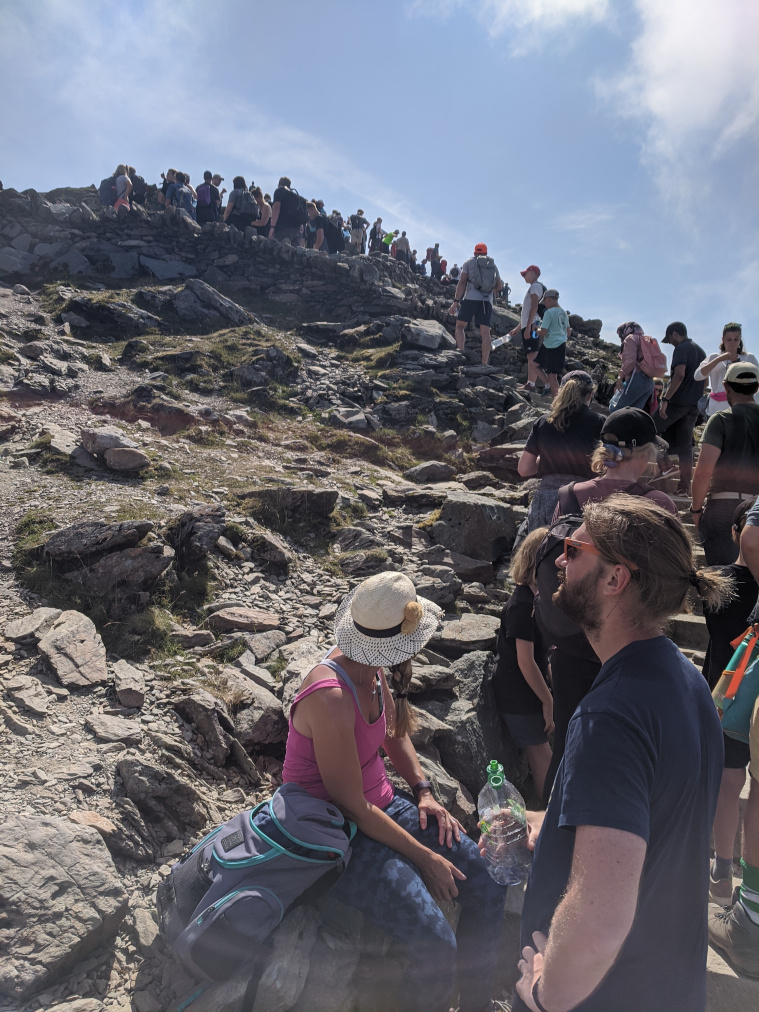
[478,760,528,885]
[490,336,505,350]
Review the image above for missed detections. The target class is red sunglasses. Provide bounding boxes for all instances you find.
[563,537,638,571]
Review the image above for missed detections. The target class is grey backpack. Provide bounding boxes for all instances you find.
[470,255,498,293]
[156,782,355,983]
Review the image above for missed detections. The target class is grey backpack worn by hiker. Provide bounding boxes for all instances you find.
[156,782,356,983]
[470,255,498,294]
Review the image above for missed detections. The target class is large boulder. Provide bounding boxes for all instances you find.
[37,610,108,688]
[428,491,515,562]
[171,504,227,568]
[64,543,175,598]
[0,815,128,1000]
[242,486,339,520]
[44,519,153,561]
[184,278,253,325]
[173,690,234,766]
[80,425,138,456]
[116,758,219,845]
[66,296,160,334]
[430,613,500,657]
[77,239,139,278]
[403,461,457,484]
[234,682,287,748]
[400,319,456,351]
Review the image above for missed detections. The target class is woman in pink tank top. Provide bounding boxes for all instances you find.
[282,573,508,1012]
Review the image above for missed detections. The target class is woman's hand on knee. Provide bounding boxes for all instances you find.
[418,796,464,848]
[419,849,467,902]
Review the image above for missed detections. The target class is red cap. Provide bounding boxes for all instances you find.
[474,242,488,255]
[520,265,541,277]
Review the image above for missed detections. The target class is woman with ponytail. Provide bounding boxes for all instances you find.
[519,369,604,529]
[282,572,506,1012]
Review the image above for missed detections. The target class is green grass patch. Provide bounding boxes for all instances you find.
[417,508,442,530]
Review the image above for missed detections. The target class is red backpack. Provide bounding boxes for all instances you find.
[637,335,667,377]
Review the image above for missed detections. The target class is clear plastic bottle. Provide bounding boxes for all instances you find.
[490,336,505,350]
[478,760,528,885]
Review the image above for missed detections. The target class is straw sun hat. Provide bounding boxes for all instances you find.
[334,573,442,667]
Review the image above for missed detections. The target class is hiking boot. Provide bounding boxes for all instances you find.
[518,382,535,392]
[708,901,759,979]
[709,874,734,906]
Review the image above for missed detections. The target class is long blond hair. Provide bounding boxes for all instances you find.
[547,375,595,433]
[511,527,549,586]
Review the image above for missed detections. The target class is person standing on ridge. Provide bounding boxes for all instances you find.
[349,209,369,254]
[195,171,220,225]
[395,230,410,264]
[509,265,544,392]
[694,323,759,418]
[690,361,759,565]
[449,242,503,366]
[535,289,570,397]
[506,496,730,1012]
[269,176,305,247]
[653,321,706,496]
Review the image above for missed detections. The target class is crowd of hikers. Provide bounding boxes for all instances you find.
[98,165,493,286]
[96,164,759,1008]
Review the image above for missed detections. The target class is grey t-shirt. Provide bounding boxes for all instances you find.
[462,256,501,303]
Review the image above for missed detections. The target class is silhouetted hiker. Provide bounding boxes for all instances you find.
[223,176,259,230]
[269,176,305,247]
[349,210,369,254]
[127,167,146,206]
[195,171,221,224]
[158,168,176,207]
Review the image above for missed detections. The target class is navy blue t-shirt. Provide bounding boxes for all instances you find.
[520,637,723,1011]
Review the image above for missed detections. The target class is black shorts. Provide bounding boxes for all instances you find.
[458,299,492,327]
[724,731,750,769]
[522,328,540,355]
[536,343,566,374]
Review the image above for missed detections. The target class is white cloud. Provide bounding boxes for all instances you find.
[603,0,759,218]
[408,0,608,51]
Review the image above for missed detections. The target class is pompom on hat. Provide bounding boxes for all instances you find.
[334,573,442,667]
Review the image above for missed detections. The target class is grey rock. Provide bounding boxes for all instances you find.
[48,1002,104,1012]
[403,460,457,483]
[253,906,321,1012]
[170,622,215,648]
[415,744,477,827]
[173,690,233,766]
[5,606,62,643]
[428,490,515,562]
[235,650,281,691]
[104,446,151,472]
[50,249,92,275]
[44,519,152,561]
[85,712,142,746]
[430,613,500,656]
[0,815,127,1000]
[11,233,35,253]
[80,424,138,455]
[241,486,339,519]
[247,526,295,571]
[0,246,39,276]
[5,674,50,716]
[400,318,456,350]
[61,310,90,327]
[184,278,252,325]
[140,255,197,280]
[77,239,139,278]
[291,919,361,1012]
[234,682,287,748]
[67,296,160,334]
[215,534,237,558]
[116,758,220,844]
[171,504,227,567]
[330,526,380,554]
[37,611,108,688]
[241,629,288,661]
[132,907,160,953]
[41,423,80,458]
[208,607,281,633]
[65,543,174,599]
[113,658,146,708]
[33,241,68,258]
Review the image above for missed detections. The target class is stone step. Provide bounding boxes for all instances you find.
[668,613,709,651]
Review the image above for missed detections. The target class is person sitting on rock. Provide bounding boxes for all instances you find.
[112,164,132,212]
[518,370,604,530]
[493,527,554,800]
[282,572,508,1012]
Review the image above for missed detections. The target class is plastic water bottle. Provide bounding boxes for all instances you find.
[490,336,505,350]
[478,760,528,885]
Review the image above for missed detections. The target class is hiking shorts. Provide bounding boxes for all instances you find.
[458,299,492,327]
[536,343,566,374]
[724,730,750,770]
[275,224,303,243]
[500,711,548,747]
[522,328,540,355]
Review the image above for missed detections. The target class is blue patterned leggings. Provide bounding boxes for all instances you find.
[329,792,507,1012]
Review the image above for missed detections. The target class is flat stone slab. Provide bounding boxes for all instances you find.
[85,712,143,746]
[430,613,500,657]
[5,607,62,643]
[208,607,281,633]
[5,674,50,716]
[37,611,108,688]
[0,815,127,1000]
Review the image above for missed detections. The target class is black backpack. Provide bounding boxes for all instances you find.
[99,176,117,206]
[282,187,307,227]
[322,217,345,252]
[534,481,652,661]
[131,175,147,204]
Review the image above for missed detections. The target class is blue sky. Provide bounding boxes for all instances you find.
[1,0,758,358]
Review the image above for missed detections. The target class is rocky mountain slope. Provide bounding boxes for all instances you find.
[0,185,748,1012]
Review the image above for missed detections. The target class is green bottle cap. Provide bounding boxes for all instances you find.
[486,760,505,788]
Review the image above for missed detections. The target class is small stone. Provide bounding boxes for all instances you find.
[215,535,237,558]
[104,447,150,473]
[113,659,146,709]
[85,712,143,746]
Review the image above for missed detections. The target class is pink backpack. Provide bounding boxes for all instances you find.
[637,335,667,377]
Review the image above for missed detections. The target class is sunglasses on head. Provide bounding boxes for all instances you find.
[563,537,639,571]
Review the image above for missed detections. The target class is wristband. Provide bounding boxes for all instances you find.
[412,780,433,800]
[690,507,703,514]
[661,397,670,402]
[532,979,550,1012]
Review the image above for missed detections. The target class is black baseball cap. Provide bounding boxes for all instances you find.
[602,407,668,451]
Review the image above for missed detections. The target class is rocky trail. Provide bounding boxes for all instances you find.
[0,185,755,1011]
